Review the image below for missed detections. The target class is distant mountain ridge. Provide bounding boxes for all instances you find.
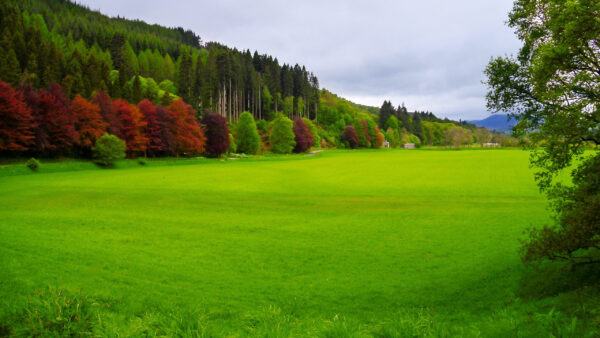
[467,114,515,132]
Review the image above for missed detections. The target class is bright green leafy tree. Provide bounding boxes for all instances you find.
[485,0,600,266]
[236,111,260,154]
[269,113,295,154]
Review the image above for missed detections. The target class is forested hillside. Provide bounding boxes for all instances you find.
[0,0,319,119]
[0,0,516,159]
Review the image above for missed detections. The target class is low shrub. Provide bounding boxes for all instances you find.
[93,133,126,167]
[138,158,147,165]
[25,157,40,171]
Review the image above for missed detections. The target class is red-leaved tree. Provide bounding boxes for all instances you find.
[140,100,174,157]
[293,117,314,153]
[139,99,160,157]
[374,126,384,148]
[93,91,122,136]
[22,83,76,155]
[0,80,34,152]
[168,99,205,156]
[155,104,175,155]
[201,111,229,157]
[341,125,359,149]
[114,99,147,157]
[71,94,107,154]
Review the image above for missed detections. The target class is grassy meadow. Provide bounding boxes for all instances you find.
[1,149,599,336]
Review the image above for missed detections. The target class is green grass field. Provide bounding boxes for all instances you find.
[1,149,599,336]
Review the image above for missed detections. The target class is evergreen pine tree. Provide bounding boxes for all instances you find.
[177,48,193,103]
[413,113,423,141]
[132,75,142,104]
[0,47,22,87]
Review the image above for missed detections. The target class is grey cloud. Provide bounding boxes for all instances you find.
[77,0,521,119]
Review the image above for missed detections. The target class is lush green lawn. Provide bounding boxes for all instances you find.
[1,149,598,336]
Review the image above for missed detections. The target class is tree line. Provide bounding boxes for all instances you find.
[0,78,329,159]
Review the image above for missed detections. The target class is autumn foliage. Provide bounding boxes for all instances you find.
[374,126,385,148]
[168,99,205,156]
[71,94,107,152]
[22,83,75,155]
[0,79,213,159]
[201,111,229,157]
[341,125,359,149]
[293,117,314,153]
[114,99,147,157]
[141,100,173,157]
[0,80,34,152]
[0,78,386,160]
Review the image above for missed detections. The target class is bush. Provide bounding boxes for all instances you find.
[201,111,230,157]
[138,158,147,165]
[26,158,40,171]
[269,114,295,154]
[293,117,314,153]
[341,125,359,149]
[92,133,126,167]
[236,111,260,154]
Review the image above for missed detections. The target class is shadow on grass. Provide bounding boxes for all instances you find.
[518,261,600,300]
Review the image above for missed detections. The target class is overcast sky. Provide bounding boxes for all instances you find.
[77,0,521,120]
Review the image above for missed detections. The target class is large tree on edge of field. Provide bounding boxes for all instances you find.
[485,0,600,266]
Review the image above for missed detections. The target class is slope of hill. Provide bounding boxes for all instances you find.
[0,0,321,120]
[467,114,515,132]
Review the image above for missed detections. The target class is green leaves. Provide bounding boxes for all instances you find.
[235,111,261,155]
[92,133,126,167]
[269,114,295,154]
[487,0,600,265]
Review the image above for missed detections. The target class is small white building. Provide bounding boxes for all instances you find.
[403,143,416,149]
[482,142,500,147]
[382,140,390,148]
